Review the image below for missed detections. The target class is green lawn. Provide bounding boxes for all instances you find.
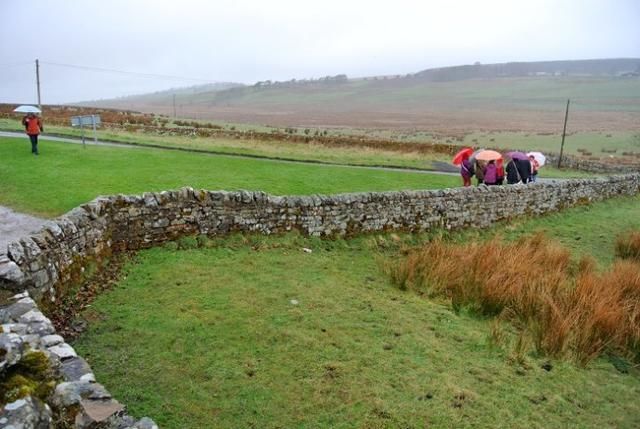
[0,118,606,176]
[0,118,452,170]
[0,137,459,217]
[73,196,640,428]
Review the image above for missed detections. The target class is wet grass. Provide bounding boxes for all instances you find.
[0,118,451,170]
[0,118,598,177]
[387,234,640,365]
[0,137,458,217]
[453,196,640,266]
[73,195,640,428]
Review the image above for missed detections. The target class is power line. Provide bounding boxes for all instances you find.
[39,60,218,83]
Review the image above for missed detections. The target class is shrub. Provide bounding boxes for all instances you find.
[386,234,640,365]
[615,231,640,261]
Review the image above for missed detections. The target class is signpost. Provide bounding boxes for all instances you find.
[71,115,101,147]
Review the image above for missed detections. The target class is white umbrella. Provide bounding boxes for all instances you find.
[13,105,41,113]
[527,151,546,167]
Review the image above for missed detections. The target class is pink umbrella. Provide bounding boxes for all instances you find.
[475,150,502,161]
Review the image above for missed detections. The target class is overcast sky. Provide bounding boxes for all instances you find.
[1,0,638,104]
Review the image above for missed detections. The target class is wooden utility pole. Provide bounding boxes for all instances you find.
[35,59,42,112]
[557,99,570,168]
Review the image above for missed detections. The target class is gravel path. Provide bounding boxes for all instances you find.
[0,205,46,253]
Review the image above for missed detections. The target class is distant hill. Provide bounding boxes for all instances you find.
[413,58,640,81]
[86,59,640,132]
[83,82,244,106]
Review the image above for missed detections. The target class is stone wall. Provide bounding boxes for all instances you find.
[2,174,639,303]
[1,174,640,427]
[0,291,158,428]
[545,153,639,174]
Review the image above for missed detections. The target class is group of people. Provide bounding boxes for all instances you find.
[460,155,540,186]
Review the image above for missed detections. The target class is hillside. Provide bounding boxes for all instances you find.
[87,59,640,133]
[413,58,640,81]
[82,82,244,106]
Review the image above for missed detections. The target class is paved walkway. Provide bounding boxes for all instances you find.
[0,206,46,252]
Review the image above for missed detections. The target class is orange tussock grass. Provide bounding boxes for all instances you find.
[615,231,640,261]
[387,233,640,364]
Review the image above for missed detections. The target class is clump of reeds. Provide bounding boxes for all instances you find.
[387,233,640,365]
[615,231,640,261]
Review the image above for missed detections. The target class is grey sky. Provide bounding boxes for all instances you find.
[1,0,638,104]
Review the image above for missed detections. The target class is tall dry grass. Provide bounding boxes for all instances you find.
[615,231,640,261]
[387,233,640,365]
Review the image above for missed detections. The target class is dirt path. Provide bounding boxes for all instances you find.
[0,205,47,253]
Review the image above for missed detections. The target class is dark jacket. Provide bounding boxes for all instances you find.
[506,160,520,184]
[515,159,531,184]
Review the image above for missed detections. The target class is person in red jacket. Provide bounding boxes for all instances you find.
[22,113,44,155]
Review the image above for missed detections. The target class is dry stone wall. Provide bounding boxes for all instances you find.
[1,174,640,428]
[0,291,158,428]
[2,173,639,303]
[544,153,639,174]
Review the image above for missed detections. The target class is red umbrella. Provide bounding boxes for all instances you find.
[452,147,474,165]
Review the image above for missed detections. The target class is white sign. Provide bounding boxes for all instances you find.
[70,115,101,146]
[71,115,101,127]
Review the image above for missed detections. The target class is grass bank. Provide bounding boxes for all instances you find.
[0,137,458,217]
[73,195,640,428]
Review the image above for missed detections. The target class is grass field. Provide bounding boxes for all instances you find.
[0,118,454,170]
[0,118,603,180]
[0,137,459,217]
[73,196,640,429]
